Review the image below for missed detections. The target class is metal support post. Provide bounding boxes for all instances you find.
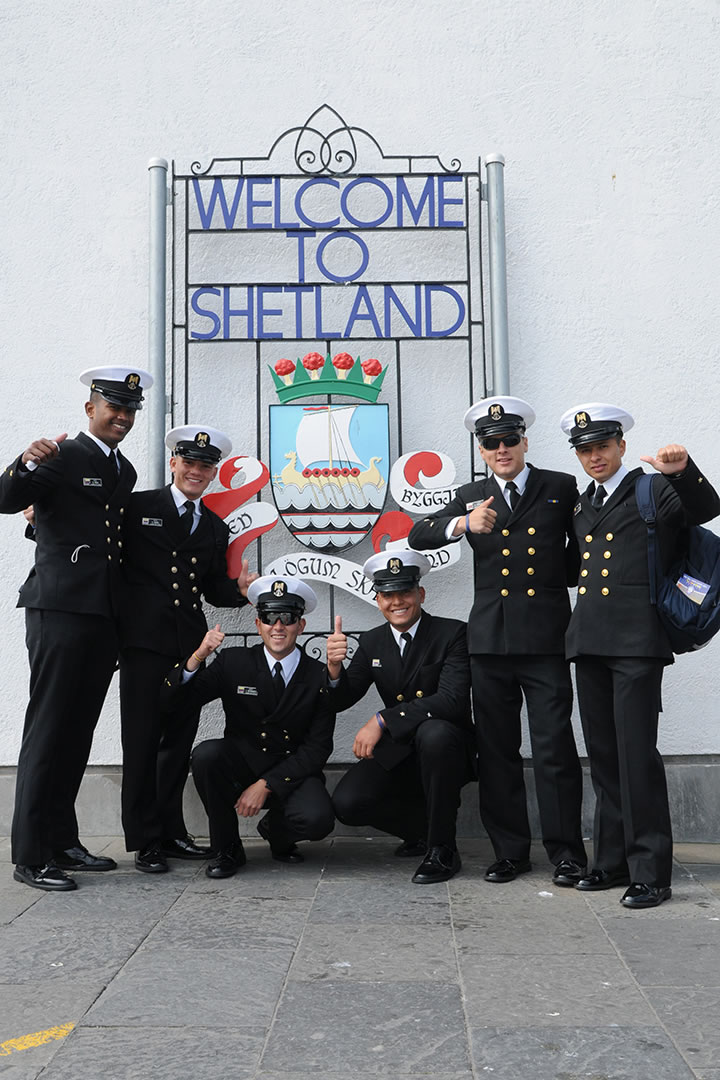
[484,154,510,396]
[148,157,169,487]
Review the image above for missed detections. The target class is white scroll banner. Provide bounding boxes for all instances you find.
[389,450,459,515]
[225,500,278,541]
[266,541,460,605]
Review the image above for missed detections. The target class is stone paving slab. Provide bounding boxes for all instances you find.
[37,1026,261,1080]
[643,987,720,1071]
[307,878,451,925]
[288,923,457,983]
[460,952,658,1027]
[82,945,291,1029]
[602,915,720,987]
[261,981,470,1073]
[1,838,720,1079]
[468,1026,697,1079]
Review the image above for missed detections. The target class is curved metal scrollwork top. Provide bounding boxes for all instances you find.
[190,104,461,177]
[302,632,360,663]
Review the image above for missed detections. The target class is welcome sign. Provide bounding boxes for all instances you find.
[169,106,488,613]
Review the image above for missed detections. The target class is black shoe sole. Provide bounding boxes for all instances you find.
[134,862,169,874]
[13,869,77,891]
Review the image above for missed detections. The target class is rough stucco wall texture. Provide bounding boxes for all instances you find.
[1,0,719,765]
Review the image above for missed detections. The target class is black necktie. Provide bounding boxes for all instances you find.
[180,499,195,536]
[113,450,121,474]
[591,484,607,510]
[272,660,285,702]
[400,632,413,664]
[505,480,520,510]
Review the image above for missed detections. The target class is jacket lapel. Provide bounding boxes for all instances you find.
[400,611,430,687]
[593,468,641,526]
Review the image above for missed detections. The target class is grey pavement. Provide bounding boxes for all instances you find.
[1,835,720,1078]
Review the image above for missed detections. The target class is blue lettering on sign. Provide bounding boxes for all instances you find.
[192,178,245,229]
[437,176,464,228]
[344,286,383,338]
[190,288,222,339]
[295,177,341,229]
[223,285,254,339]
[190,284,468,341]
[316,232,370,283]
[384,285,422,337]
[424,285,465,337]
[257,286,284,339]
[192,175,466,230]
[246,178,273,230]
[396,177,435,227]
[340,177,394,228]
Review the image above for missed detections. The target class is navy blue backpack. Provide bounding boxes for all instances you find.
[635,474,720,654]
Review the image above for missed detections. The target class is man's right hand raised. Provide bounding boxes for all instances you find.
[453,495,497,536]
[186,624,224,672]
[21,433,68,467]
[326,615,347,680]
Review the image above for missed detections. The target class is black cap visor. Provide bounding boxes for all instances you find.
[569,422,624,448]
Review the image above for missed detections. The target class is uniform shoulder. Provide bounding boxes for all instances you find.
[423,613,466,635]
[530,466,577,486]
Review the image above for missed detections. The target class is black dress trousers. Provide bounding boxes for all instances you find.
[119,647,202,850]
[574,654,671,885]
[332,717,469,848]
[12,609,119,865]
[471,653,586,865]
[191,737,335,854]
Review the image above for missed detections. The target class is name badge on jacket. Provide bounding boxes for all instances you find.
[465,500,484,511]
[142,517,163,527]
[82,477,103,487]
[372,659,382,668]
[237,685,259,696]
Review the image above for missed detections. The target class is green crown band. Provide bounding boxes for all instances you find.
[269,355,387,403]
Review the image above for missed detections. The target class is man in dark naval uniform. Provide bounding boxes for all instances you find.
[560,403,720,908]
[118,425,257,874]
[327,550,474,884]
[0,365,152,890]
[161,577,336,878]
[409,396,587,887]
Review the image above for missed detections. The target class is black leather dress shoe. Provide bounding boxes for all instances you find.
[52,845,117,872]
[394,839,427,858]
[412,846,461,884]
[134,848,169,874]
[206,843,246,879]
[484,858,531,883]
[160,835,213,860]
[14,864,77,891]
[552,860,588,887]
[621,883,672,909]
[575,868,630,891]
[257,816,304,863]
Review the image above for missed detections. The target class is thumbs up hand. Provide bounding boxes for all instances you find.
[326,614,348,680]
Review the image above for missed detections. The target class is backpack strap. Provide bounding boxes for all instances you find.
[635,473,659,605]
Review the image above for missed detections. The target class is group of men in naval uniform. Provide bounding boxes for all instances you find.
[3,370,718,909]
[410,395,720,909]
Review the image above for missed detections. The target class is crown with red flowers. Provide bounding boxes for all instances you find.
[269,352,387,403]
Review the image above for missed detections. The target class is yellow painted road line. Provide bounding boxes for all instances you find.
[0,1023,74,1056]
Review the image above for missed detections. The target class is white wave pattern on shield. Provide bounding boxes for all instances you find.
[274,405,386,549]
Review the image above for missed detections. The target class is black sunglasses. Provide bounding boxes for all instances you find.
[257,611,300,625]
[480,433,523,450]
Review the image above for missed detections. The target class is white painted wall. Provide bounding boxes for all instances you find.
[1,0,719,766]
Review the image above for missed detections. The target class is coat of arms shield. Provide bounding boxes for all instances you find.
[270,402,389,551]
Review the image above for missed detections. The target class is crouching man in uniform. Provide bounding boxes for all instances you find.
[118,426,257,874]
[327,551,474,884]
[161,577,336,878]
[560,403,720,908]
